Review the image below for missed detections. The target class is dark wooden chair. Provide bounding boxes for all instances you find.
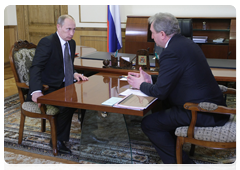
[175,85,236,164]
[9,40,60,156]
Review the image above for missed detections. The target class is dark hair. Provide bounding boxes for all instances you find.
[148,12,180,35]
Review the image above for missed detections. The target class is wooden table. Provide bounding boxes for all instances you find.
[38,72,157,117]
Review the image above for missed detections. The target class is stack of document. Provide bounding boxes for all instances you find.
[101,89,157,110]
[113,94,157,110]
[193,36,208,43]
[213,38,225,43]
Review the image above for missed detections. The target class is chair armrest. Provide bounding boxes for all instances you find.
[219,85,236,94]
[223,88,236,95]
[16,82,29,89]
[183,102,236,138]
[42,85,49,92]
[16,82,49,92]
[184,102,236,115]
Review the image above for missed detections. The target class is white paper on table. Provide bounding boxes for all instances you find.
[101,97,123,106]
[120,77,127,81]
[121,57,130,62]
[119,89,149,97]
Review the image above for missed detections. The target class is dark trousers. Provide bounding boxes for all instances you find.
[55,106,75,141]
[141,105,229,164]
[44,83,75,142]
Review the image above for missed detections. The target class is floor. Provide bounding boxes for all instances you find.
[4,66,77,164]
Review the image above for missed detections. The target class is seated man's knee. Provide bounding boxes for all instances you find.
[141,114,155,133]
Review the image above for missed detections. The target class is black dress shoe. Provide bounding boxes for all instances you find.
[49,139,72,154]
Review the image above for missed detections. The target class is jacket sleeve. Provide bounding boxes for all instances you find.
[140,50,183,100]
[29,38,52,94]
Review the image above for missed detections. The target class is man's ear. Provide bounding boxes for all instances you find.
[160,31,168,40]
[160,31,166,37]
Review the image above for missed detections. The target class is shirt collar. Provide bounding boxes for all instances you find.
[56,31,68,46]
[165,37,172,48]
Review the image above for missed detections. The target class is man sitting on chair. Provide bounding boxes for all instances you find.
[27,14,88,154]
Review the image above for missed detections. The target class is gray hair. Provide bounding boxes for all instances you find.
[57,15,75,26]
[148,13,180,35]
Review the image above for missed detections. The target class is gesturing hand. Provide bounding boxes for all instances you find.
[127,67,152,89]
[139,67,152,84]
[127,68,145,89]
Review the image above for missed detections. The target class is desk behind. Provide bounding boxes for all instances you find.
[79,51,236,69]
[74,47,236,82]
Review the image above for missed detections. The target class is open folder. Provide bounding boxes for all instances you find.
[113,94,157,110]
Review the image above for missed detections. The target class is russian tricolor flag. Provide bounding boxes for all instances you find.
[107,5,122,52]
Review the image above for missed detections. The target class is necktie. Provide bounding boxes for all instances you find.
[64,42,73,86]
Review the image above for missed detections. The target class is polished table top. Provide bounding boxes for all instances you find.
[38,73,157,117]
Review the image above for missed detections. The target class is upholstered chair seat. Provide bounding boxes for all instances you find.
[175,106,236,143]
[22,102,59,116]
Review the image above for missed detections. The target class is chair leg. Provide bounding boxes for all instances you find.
[49,116,58,156]
[176,137,184,164]
[189,144,195,156]
[41,119,46,132]
[18,112,26,144]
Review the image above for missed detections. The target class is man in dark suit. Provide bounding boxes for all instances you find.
[127,13,230,164]
[28,15,88,154]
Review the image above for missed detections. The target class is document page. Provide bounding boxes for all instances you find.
[102,97,123,106]
[114,94,157,110]
[119,89,149,97]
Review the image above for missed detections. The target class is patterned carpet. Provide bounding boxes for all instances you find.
[4,94,236,164]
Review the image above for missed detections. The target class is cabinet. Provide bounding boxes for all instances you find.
[192,18,235,59]
[125,16,236,59]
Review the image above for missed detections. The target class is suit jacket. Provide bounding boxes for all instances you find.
[140,34,226,107]
[28,32,76,97]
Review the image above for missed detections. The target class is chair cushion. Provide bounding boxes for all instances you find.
[13,48,36,86]
[22,102,59,116]
[175,114,236,142]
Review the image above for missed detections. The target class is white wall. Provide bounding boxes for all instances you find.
[4,5,236,27]
[4,5,17,25]
[71,5,236,28]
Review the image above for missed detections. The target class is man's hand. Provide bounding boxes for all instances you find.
[139,67,152,84]
[127,67,152,89]
[32,92,43,108]
[74,73,88,81]
[127,69,145,90]
[128,71,140,78]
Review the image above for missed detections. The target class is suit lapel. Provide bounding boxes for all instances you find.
[53,33,64,64]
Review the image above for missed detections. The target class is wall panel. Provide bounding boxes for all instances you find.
[4,26,18,65]
[73,28,125,53]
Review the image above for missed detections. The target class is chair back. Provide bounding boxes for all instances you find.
[178,19,193,40]
[154,19,193,56]
[9,40,37,103]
